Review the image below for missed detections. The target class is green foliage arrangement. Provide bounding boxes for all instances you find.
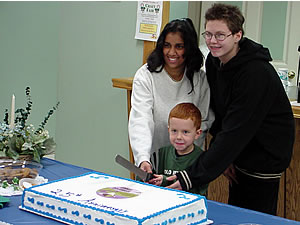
[0,87,59,162]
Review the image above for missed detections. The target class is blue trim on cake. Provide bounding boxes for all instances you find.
[46,203,55,210]
[58,206,67,213]
[37,201,44,206]
[94,218,104,224]
[24,189,140,222]
[22,171,207,225]
[21,205,87,225]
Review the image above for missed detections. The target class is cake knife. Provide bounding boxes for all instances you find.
[115,154,154,182]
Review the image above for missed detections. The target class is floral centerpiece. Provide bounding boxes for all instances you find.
[0,87,59,163]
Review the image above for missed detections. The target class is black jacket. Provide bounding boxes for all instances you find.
[177,38,295,190]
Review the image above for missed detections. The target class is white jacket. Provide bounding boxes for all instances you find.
[128,64,214,167]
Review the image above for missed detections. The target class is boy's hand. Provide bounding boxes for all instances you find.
[166,175,182,190]
[139,161,152,173]
[148,174,163,186]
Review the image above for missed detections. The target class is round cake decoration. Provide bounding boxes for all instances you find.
[96,187,141,199]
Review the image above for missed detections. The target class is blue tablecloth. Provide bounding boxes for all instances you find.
[0,158,299,225]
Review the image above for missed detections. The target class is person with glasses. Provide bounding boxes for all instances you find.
[167,3,295,216]
[128,18,214,177]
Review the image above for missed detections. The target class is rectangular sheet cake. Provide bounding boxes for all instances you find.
[20,172,209,225]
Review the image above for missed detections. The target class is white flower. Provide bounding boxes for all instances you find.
[22,142,33,151]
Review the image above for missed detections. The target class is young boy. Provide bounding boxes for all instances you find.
[149,103,208,195]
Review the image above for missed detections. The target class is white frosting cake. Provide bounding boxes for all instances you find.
[20,172,209,225]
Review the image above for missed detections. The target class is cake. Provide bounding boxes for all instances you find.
[20,172,210,225]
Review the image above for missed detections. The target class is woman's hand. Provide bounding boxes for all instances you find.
[166,175,182,190]
[140,161,152,173]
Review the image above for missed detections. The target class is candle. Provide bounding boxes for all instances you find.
[9,94,15,129]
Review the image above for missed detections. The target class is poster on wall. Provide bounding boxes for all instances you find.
[135,1,163,42]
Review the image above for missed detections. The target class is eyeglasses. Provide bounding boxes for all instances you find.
[201,32,232,41]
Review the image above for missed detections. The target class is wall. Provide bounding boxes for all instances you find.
[170,1,188,21]
[0,2,59,139]
[0,2,144,179]
[56,2,143,178]
[223,1,287,61]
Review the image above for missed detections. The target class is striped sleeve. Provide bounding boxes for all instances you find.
[176,170,192,191]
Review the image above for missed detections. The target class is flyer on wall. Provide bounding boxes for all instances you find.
[135,1,163,42]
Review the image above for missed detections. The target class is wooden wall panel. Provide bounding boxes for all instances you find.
[277,172,285,217]
[207,175,229,203]
[285,118,300,221]
[206,133,229,203]
[142,1,170,64]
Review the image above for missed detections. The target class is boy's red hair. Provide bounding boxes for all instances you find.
[168,103,202,129]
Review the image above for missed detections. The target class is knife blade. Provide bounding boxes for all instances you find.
[115,154,154,182]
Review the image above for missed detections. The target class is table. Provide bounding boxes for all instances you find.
[1,158,299,225]
[0,158,93,225]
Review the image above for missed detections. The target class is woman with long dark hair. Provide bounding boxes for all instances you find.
[128,18,214,174]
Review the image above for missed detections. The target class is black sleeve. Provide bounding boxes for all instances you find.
[179,61,284,189]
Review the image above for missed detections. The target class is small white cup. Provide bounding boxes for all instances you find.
[278,68,289,91]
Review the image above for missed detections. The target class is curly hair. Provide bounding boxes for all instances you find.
[147,18,204,94]
[205,3,245,38]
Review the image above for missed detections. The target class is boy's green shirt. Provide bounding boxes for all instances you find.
[155,144,208,195]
